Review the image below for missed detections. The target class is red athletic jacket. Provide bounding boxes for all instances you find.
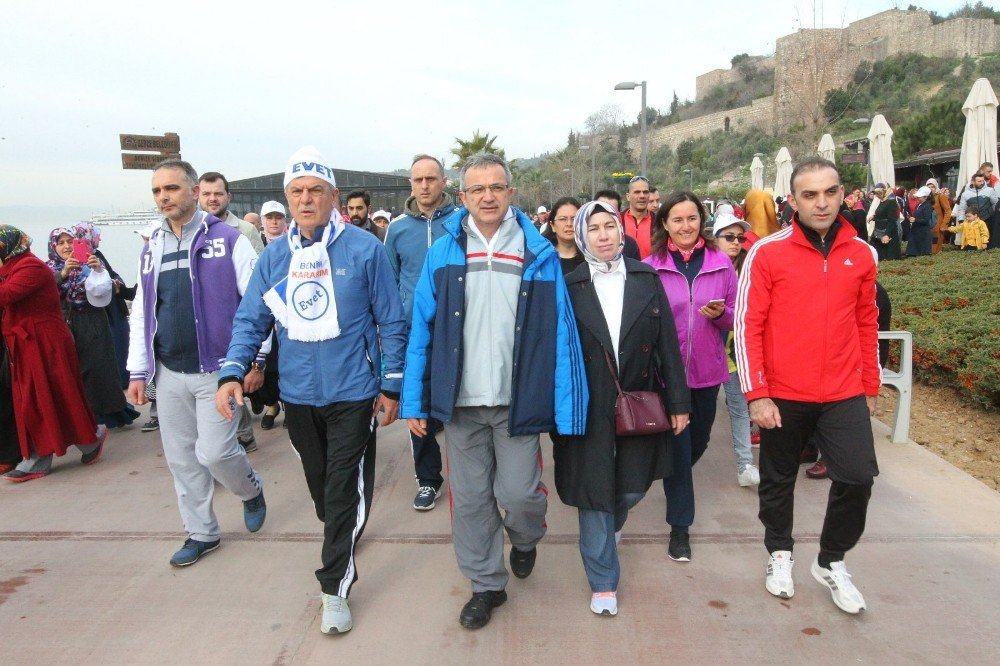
[734,215,881,403]
[622,209,653,259]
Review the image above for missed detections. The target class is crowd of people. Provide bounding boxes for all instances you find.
[5,145,974,636]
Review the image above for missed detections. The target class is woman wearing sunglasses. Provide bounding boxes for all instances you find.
[645,191,738,563]
[712,212,760,488]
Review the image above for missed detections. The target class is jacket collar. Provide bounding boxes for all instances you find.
[644,244,731,272]
[444,206,554,265]
[566,258,657,354]
[404,192,456,221]
[790,213,854,252]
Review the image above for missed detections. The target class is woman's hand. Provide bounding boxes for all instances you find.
[86,255,103,272]
[670,413,689,435]
[61,257,80,277]
[698,300,725,319]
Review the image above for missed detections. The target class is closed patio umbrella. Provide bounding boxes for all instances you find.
[750,155,764,190]
[867,114,895,188]
[818,133,837,162]
[956,77,999,195]
[774,147,792,199]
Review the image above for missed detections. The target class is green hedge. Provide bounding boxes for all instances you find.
[879,247,1000,409]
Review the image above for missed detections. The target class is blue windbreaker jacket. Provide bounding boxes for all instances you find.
[400,206,589,436]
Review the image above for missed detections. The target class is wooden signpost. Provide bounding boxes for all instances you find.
[120,132,181,170]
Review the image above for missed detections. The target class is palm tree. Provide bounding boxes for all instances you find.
[451,130,507,167]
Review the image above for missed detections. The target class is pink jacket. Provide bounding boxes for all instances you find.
[644,247,738,388]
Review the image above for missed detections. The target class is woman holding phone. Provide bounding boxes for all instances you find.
[644,191,738,563]
[48,224,138,429]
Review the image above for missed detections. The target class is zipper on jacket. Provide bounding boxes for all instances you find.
[189,223,205,372]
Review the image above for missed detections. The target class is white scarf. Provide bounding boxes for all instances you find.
[263,213,344,341]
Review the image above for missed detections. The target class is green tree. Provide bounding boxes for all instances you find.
[894,99,965,158]
[450,130,506,168]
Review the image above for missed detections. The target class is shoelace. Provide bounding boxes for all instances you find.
[324,595,344,611]
[417,487,435,497]
[770,556,793,577]
[829,564,860,595]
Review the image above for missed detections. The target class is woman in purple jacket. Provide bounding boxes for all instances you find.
[644,191,738,562]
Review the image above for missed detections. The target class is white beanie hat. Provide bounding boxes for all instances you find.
[284,145,337,189]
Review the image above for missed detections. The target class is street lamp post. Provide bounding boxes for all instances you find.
[586,140,598,197]
[563,168,575,197]
[543,179,552,205]
[615,80,647,178]
[579,144,592,197]
[683,167,693,192]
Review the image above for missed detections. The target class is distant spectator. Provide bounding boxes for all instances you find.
[868,186,901,261]
[743,189,779,238]
[926,178,951,254]
[946,206,990,251]
[981,161,998,189]
[905,186,935,257]
[595,189,622,212]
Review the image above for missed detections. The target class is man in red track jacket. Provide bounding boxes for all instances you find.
[735,157,880,616]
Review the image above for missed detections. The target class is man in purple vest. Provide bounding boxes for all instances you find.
[126,158,268,567]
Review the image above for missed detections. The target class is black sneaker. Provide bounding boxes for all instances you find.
[413,485,441,511]
[459,590,507,629]
[141,418,159,432]
[510,547,537,579]
[239,437,258,453]
[668,530,691,562]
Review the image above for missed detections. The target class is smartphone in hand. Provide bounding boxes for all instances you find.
[72,239,92,263]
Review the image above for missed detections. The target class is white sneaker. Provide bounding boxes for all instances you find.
[321,593,353,633]
[811,558,866,614]
[738,464,761,487]
[590,592,618,616]
[765,551,795,599]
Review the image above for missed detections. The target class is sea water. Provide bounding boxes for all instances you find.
[19,220,150,285]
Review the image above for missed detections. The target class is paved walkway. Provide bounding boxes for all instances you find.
[1,402,998,664]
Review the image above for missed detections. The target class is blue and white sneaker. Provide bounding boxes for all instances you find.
[244,491,266,533]
[169,538,220,567]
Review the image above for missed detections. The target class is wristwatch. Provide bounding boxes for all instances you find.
[250,361,266,373]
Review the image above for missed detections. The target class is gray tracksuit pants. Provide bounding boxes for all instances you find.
[155,363,262,542]
[444,406,547,592]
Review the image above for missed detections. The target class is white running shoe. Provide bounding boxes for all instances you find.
[590,592,618,616]
[765,550,795,599]
[738,464,761,487]
[321,593,353,634]
[811,558,867,614]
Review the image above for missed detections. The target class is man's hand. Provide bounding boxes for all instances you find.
[215,382,244,421]
[865,395,877,416]
[407,418,427,437]
[127,379,147,405]
[670,413,689,436]
[243,367,264,394]
[373,394,399,427]
[749,398,782,429]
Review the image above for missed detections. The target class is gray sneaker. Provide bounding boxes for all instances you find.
[321,593,353,634]
[239,437,258,453]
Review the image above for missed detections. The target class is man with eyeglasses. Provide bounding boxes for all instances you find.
[384,154,458,512]
[402,152,588,630]
[624,175,654,258]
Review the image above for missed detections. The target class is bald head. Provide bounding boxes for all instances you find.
[243,212,262,231]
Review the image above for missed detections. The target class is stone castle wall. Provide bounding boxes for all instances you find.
[635,9,1000,157]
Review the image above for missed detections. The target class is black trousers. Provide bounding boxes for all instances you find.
[758,395,878,562]
[410,417,443,489]
[0,342,19,466]
[285,398,376,598]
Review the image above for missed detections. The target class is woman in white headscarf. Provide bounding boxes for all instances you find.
[551,200,690,618]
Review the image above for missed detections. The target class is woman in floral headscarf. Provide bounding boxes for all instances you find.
[0,225,107,482]
[47,224,138,428]
[551,200,690,617]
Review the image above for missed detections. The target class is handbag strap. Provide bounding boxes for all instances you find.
[602,347,624,396]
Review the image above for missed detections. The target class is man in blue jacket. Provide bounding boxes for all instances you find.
[126,159,267,569]
[383,154,457,511]
[402,152,588,630]
[216,146,406,636]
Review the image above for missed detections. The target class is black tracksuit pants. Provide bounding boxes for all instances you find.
[285,398,376,598]
[758,395,879,563]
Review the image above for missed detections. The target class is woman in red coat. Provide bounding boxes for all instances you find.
[0,225,107,482]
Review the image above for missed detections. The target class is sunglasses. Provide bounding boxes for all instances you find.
[628,175,650,184]
[718,233,747,243]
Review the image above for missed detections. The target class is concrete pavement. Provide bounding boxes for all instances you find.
[1,403,998,664]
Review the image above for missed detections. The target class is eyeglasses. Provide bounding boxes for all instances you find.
[717,233,747,243]
[553,216,575,223]
[463,183,509,196]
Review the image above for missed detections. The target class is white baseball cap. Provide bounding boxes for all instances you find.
[537,205,548,214]
[261,200,286,217]
[915,186,932,198]
[373,210,391,222]
[712,212,750,236]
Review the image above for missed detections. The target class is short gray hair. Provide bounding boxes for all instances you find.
[411,154,445,178]
[154,158,198,187]
[460,152,511,190]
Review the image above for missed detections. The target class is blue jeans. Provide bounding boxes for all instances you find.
[578,492,646,592]
[723,371,754,472]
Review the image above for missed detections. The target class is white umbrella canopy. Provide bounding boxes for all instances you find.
[818,133,837,161]
[867,114,895,188]
[956,77,999,194]
[750,155,764,190]
[774,147,792,198]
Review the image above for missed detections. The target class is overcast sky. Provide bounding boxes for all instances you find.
[0,0,963,211]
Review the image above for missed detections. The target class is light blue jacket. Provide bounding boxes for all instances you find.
[221,223,407,406]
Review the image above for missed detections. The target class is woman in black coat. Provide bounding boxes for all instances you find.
[905,186,935,257]
[552,200,690,617]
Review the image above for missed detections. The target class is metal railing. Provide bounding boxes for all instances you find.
[878,331,912,444]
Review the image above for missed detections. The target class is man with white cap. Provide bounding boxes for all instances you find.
[126,158,267,568]
[217,146,406,635]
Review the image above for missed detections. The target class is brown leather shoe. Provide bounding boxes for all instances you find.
[805,460,828,479]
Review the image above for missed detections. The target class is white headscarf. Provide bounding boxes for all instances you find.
[573,200,625,273]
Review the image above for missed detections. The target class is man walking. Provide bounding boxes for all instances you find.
[346,190,386,241]
[736,157,880,615]
[126,159,267,568]
[383,154,457,511]
[217,146,406,635]
[622,176,653,258]
[401,153,588,629]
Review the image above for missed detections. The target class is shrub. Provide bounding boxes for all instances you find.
[879,248,1000,409]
